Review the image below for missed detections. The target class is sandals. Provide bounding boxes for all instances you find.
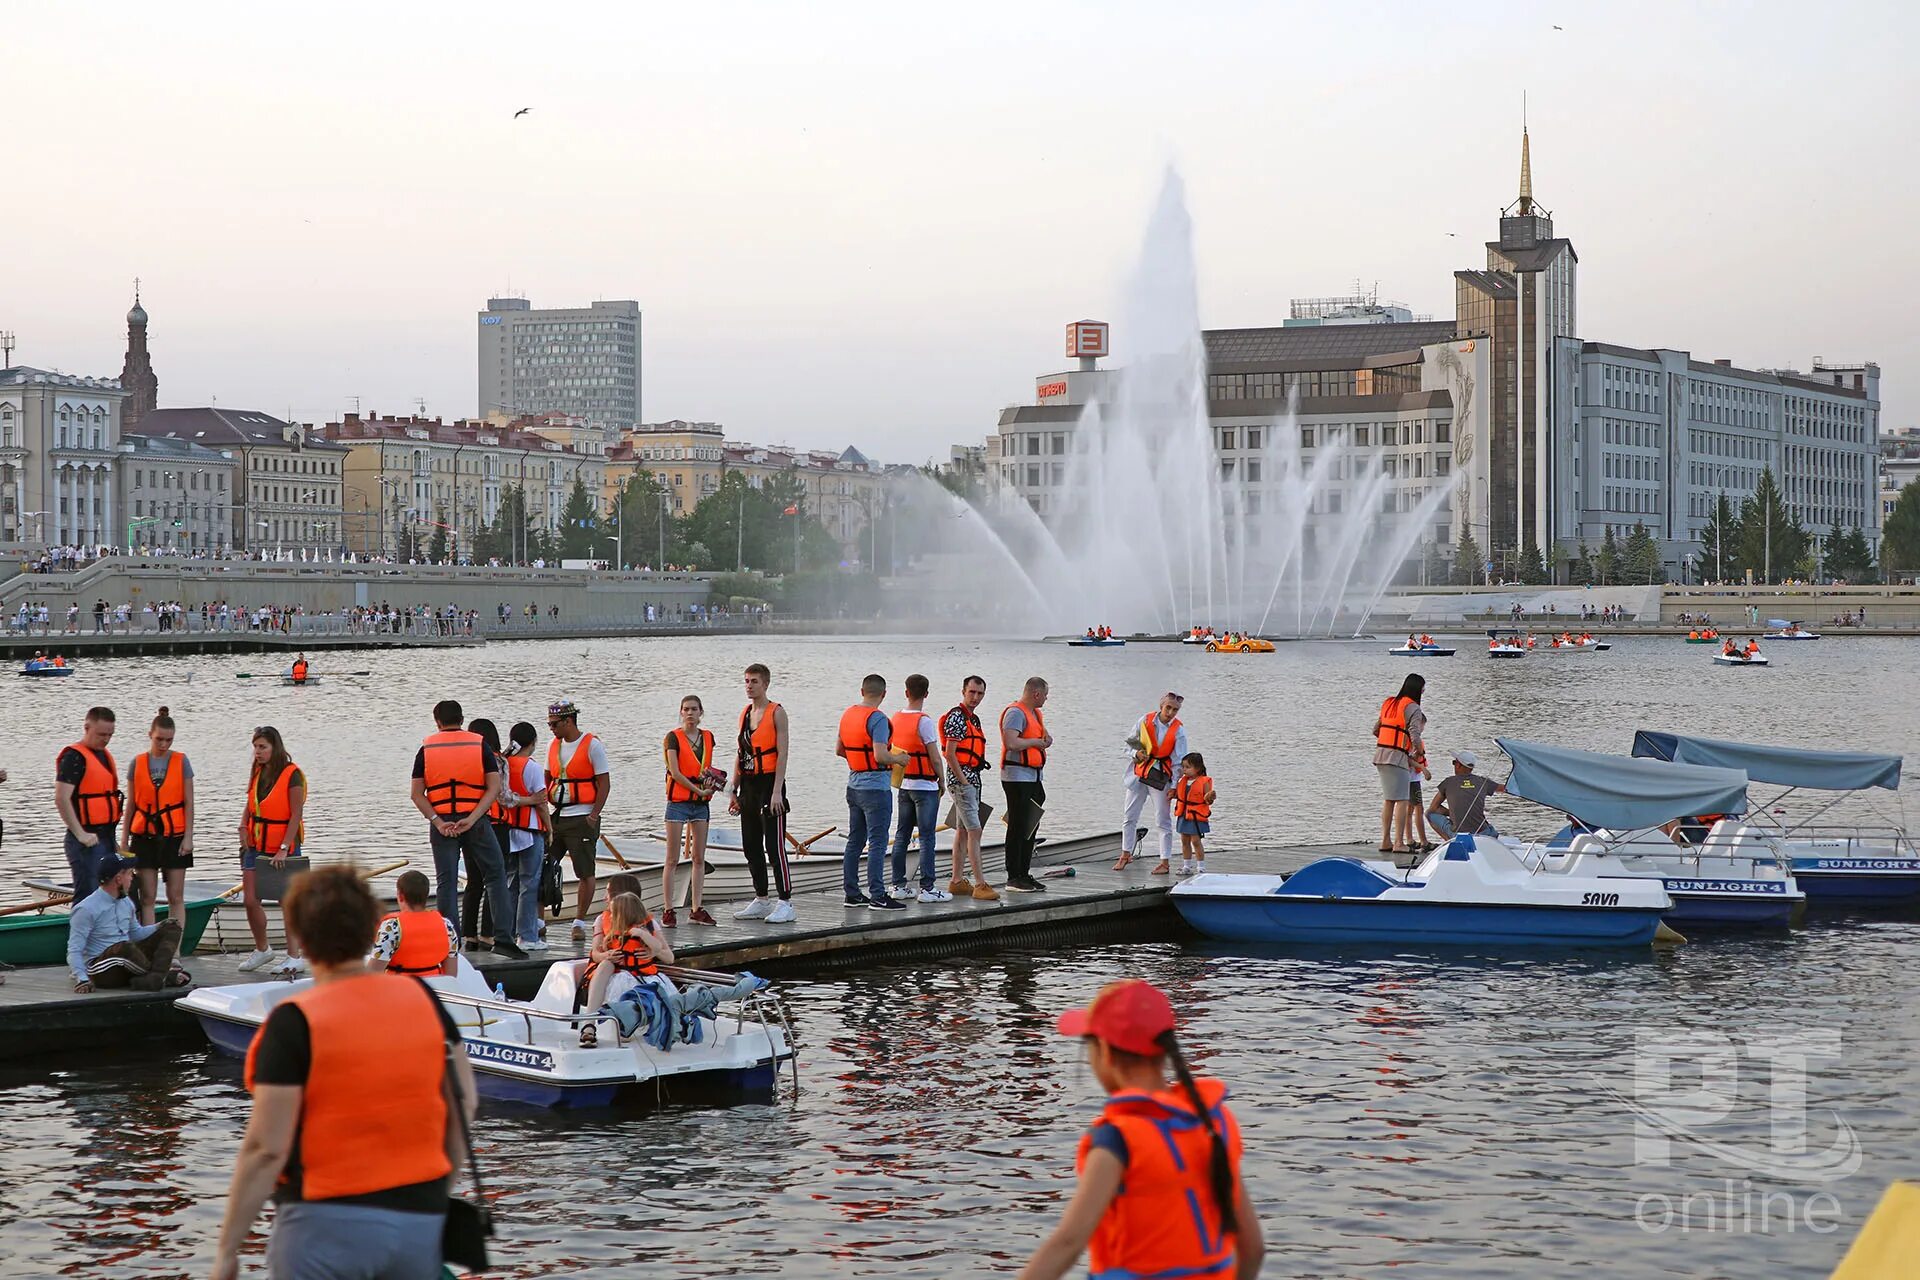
[579,1023,598,1048]
[1149,860,1172,876]
[1378,843,1394,853]
[1112,853,1135,871]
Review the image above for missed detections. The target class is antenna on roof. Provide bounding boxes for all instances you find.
[0,332,14,367]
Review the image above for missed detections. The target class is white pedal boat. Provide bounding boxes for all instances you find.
[1713,653,1769,666]
[1389,645,1456,657]
[178,957,795,1108]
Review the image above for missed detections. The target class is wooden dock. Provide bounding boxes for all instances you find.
[0,835,1348,1058]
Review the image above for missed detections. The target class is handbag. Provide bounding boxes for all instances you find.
[442,1044,494,1272]
[1142,760,1171,791]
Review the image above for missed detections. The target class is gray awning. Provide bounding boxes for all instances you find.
[1630,731,1900,793]
[1497,739,1749,829]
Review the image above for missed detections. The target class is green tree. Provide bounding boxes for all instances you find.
[1622,521,1664,583]
[1568,540,1594,586]
[1596,526,1619,586]
[1882,484,1920,580]
[1421,540,1450,585]
[428,507,449,563]
[1823,525,1876,584]
[557,479,598,560]
[1732,469,1805,583]
[1517,532,1548,584]
[1451,529,1483,586]
[1701,493,1741,582]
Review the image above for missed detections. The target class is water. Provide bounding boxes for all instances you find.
[1,635,1915,1277]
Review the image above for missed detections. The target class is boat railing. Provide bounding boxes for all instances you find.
[1765,825,1917,857]
[433,971,790,1052]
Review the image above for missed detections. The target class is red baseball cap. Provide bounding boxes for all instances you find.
[1056,979,1175,1056]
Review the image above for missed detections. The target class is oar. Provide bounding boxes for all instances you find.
[0,893,72,918]
[787,825,834,854]
[598,834,633,870]
[234,670,372,679]
[217,858,408,899]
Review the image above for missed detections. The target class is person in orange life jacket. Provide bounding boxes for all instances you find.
[1115,692,1187,876]
[1372,672,1426,857]
[1000,676,1054,893]
[728,663,797,924]
[238,726,310,977]
[213,867,476,1280]
[839,673,911,909]
[289,654,310,684]
[1173,752,1215,876]
[56,706,125,898]
[589,871,644,958]
[462,719,519,945]
[662,695,721,929]
[372,870,458,977]
[939,674,998,902]
[888,673,952,903]
[492,720,551,952]
[579,890,674,1047]
[409,701,522,960]
[545,698,611,943]
[120,705,195,928]
[1020,980,1264,1280]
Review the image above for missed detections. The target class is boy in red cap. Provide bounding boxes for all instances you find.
[1020,979,1264,1279]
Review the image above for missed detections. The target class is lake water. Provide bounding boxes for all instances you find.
[1,634,1915,1277]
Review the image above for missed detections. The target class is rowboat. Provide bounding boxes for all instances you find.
[1067,637,1127,647]
[280,675,322,686]
[1761,630,1821,641]
[1713,653,1769,666]
[0,895,224,965]
[1388,645,1456,657]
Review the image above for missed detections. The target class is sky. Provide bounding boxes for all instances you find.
[4,1,1915,463]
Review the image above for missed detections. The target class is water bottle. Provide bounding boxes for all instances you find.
[493,982,507,1003]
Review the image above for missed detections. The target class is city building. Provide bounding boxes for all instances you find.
[128,408,347,555]
[1881,428,1920,522]
[118,285,158,431]
[722,443,883,554]
[603,420,726,514]
[319,412,609,559]
[118,433,238,552]
[1283,290,1420,327]
[477,297,643,429]
[0,366,129,547]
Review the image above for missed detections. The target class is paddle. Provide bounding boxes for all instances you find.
[0,893,72,918]
[787,825,834,854]
[234,671,372,679]
[597,834,633,871]
[217,857,408,899]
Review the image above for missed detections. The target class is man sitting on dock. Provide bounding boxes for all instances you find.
[1426,750,1506,841]
[66,854,186,993]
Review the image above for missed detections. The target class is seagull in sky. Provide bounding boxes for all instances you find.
[1553,24,1564,29]
[513,107,531,119]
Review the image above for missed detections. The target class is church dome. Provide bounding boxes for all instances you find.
[127,299,148,325]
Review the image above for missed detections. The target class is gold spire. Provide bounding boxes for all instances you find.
[1517,126,1533,215]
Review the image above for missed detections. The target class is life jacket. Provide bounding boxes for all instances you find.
[381,908,451,974]
[889,711,937,782]
[1134,715,1180,779]
[128,751,187,838]
[243,973,451,1202]
[738,702,780,775]
[1077,1079,1243,1280]
[586,923,659,982]
[246,761,302,854]
[547,732,603,810]
[940,705,986,771]
[1001,702,1048,770]
[664,728,716,802]
[488,753,547,831]
[1174,775,1213,823]
[291,659,309,680]
[64,742,123,828]
[1375,696,1413,754]
[420,729,489,820]
[838,705,883,773]
[53,655,66,667]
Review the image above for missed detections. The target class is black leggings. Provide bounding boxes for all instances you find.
[738,774,792,900]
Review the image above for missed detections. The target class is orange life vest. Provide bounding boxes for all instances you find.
[1001,702,1048,770]
[420,729,490,820]
[889,711,937,782]
[664,728,716,803]
[243,973,451,1202]
[838,705,883,773]
[64,742,123,828]
[291,659,310,681]
[128,750,188,838]
[547,732,603,810]
[1375,696,1414,754]
[1077,1079,1243,1280]
[940,705,986,771]
[381,908,451,974]
[489,753,547,832]
[738,702,780,775]
[1174,775,1213,823]
[587,923,659,982]
[246,761,302,854]
[1134,715,1180,780]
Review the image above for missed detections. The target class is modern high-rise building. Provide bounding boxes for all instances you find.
[477,297,643,429]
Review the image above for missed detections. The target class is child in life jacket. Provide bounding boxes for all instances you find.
[1407,743,1436,854]
[579,890,674,1046]
[1020,980,1264,1280]
[1172,753,1214,876]
[589,872,644,955]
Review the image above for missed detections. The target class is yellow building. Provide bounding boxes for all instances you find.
[604,420,725,514]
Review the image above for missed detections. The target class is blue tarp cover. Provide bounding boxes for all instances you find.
[1631,731,1901,792]
[1497,738,1750,829]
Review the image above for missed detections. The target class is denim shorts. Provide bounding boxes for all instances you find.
[241,845,302,870]
[665,800,711,824]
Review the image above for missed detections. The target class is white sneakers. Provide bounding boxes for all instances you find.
[570,918,589,940]
[522,937,549,952]
[1176,860,1208,876]
[765,900,796,924]
[269,956,309,979]
[238,949,282,973]
[917,886,953,903]
[734,898,773,920]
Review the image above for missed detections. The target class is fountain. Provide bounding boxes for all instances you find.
[934,166,1459,637]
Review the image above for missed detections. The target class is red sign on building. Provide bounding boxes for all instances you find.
[1066,320,1109,359]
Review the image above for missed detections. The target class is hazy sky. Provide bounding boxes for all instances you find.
[6,1,1914,461]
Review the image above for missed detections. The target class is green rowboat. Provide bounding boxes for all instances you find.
[0,895,224,967]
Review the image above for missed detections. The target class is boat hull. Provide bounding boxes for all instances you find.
[1389,647,1455,657]
[0,895,222,965]
[1172,894,1662,946]
[1066,639,1126,647]
[19,667,74,677]
[1790,859,1920,904]
[1712,655,1769,666]
[1660,882,1799,928]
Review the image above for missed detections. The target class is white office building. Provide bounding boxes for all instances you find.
[478,297,643,428]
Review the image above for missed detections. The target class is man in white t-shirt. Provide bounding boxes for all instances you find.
[545,699,611,941]
[888,673,950,902]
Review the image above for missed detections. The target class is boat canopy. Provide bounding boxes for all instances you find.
[1496,738,1750,829]
[1630,731,1901,792]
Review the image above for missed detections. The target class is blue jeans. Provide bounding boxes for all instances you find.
[890,788,940,889]
[1429,813,1499,840]
[265,1200,444,1280]
[64,826,120,894]
[506,829,546,945]
[844,786,893,900]
[430,819,512,943]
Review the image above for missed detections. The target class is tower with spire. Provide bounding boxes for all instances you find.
[119,281,158,430]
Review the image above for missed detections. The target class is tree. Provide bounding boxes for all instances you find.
[1732,468,1805,583]
[1568,540,1594,587]
[1452,529,1483,586]
[1824,525,1876,584]
[1596,526,1619,586]
[1701,493,1741,583]
[1882,484,1920,580]
[1622,521,1664,584]
[557,478,598,561]
[1421,540,1450,586]
[1517,532,1548,585]
[428,507,449,563]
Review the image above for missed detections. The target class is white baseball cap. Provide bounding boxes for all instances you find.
[1452,749,1478,767]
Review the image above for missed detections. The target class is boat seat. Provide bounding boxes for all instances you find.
[1568,834,1610,857]
[528,959,639,1016]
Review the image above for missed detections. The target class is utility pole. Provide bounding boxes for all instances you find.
[657,486,666,568]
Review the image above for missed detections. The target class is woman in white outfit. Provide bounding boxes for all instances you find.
[1113,693,1187,875]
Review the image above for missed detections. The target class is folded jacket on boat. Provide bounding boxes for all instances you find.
[605,971,771,1048]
